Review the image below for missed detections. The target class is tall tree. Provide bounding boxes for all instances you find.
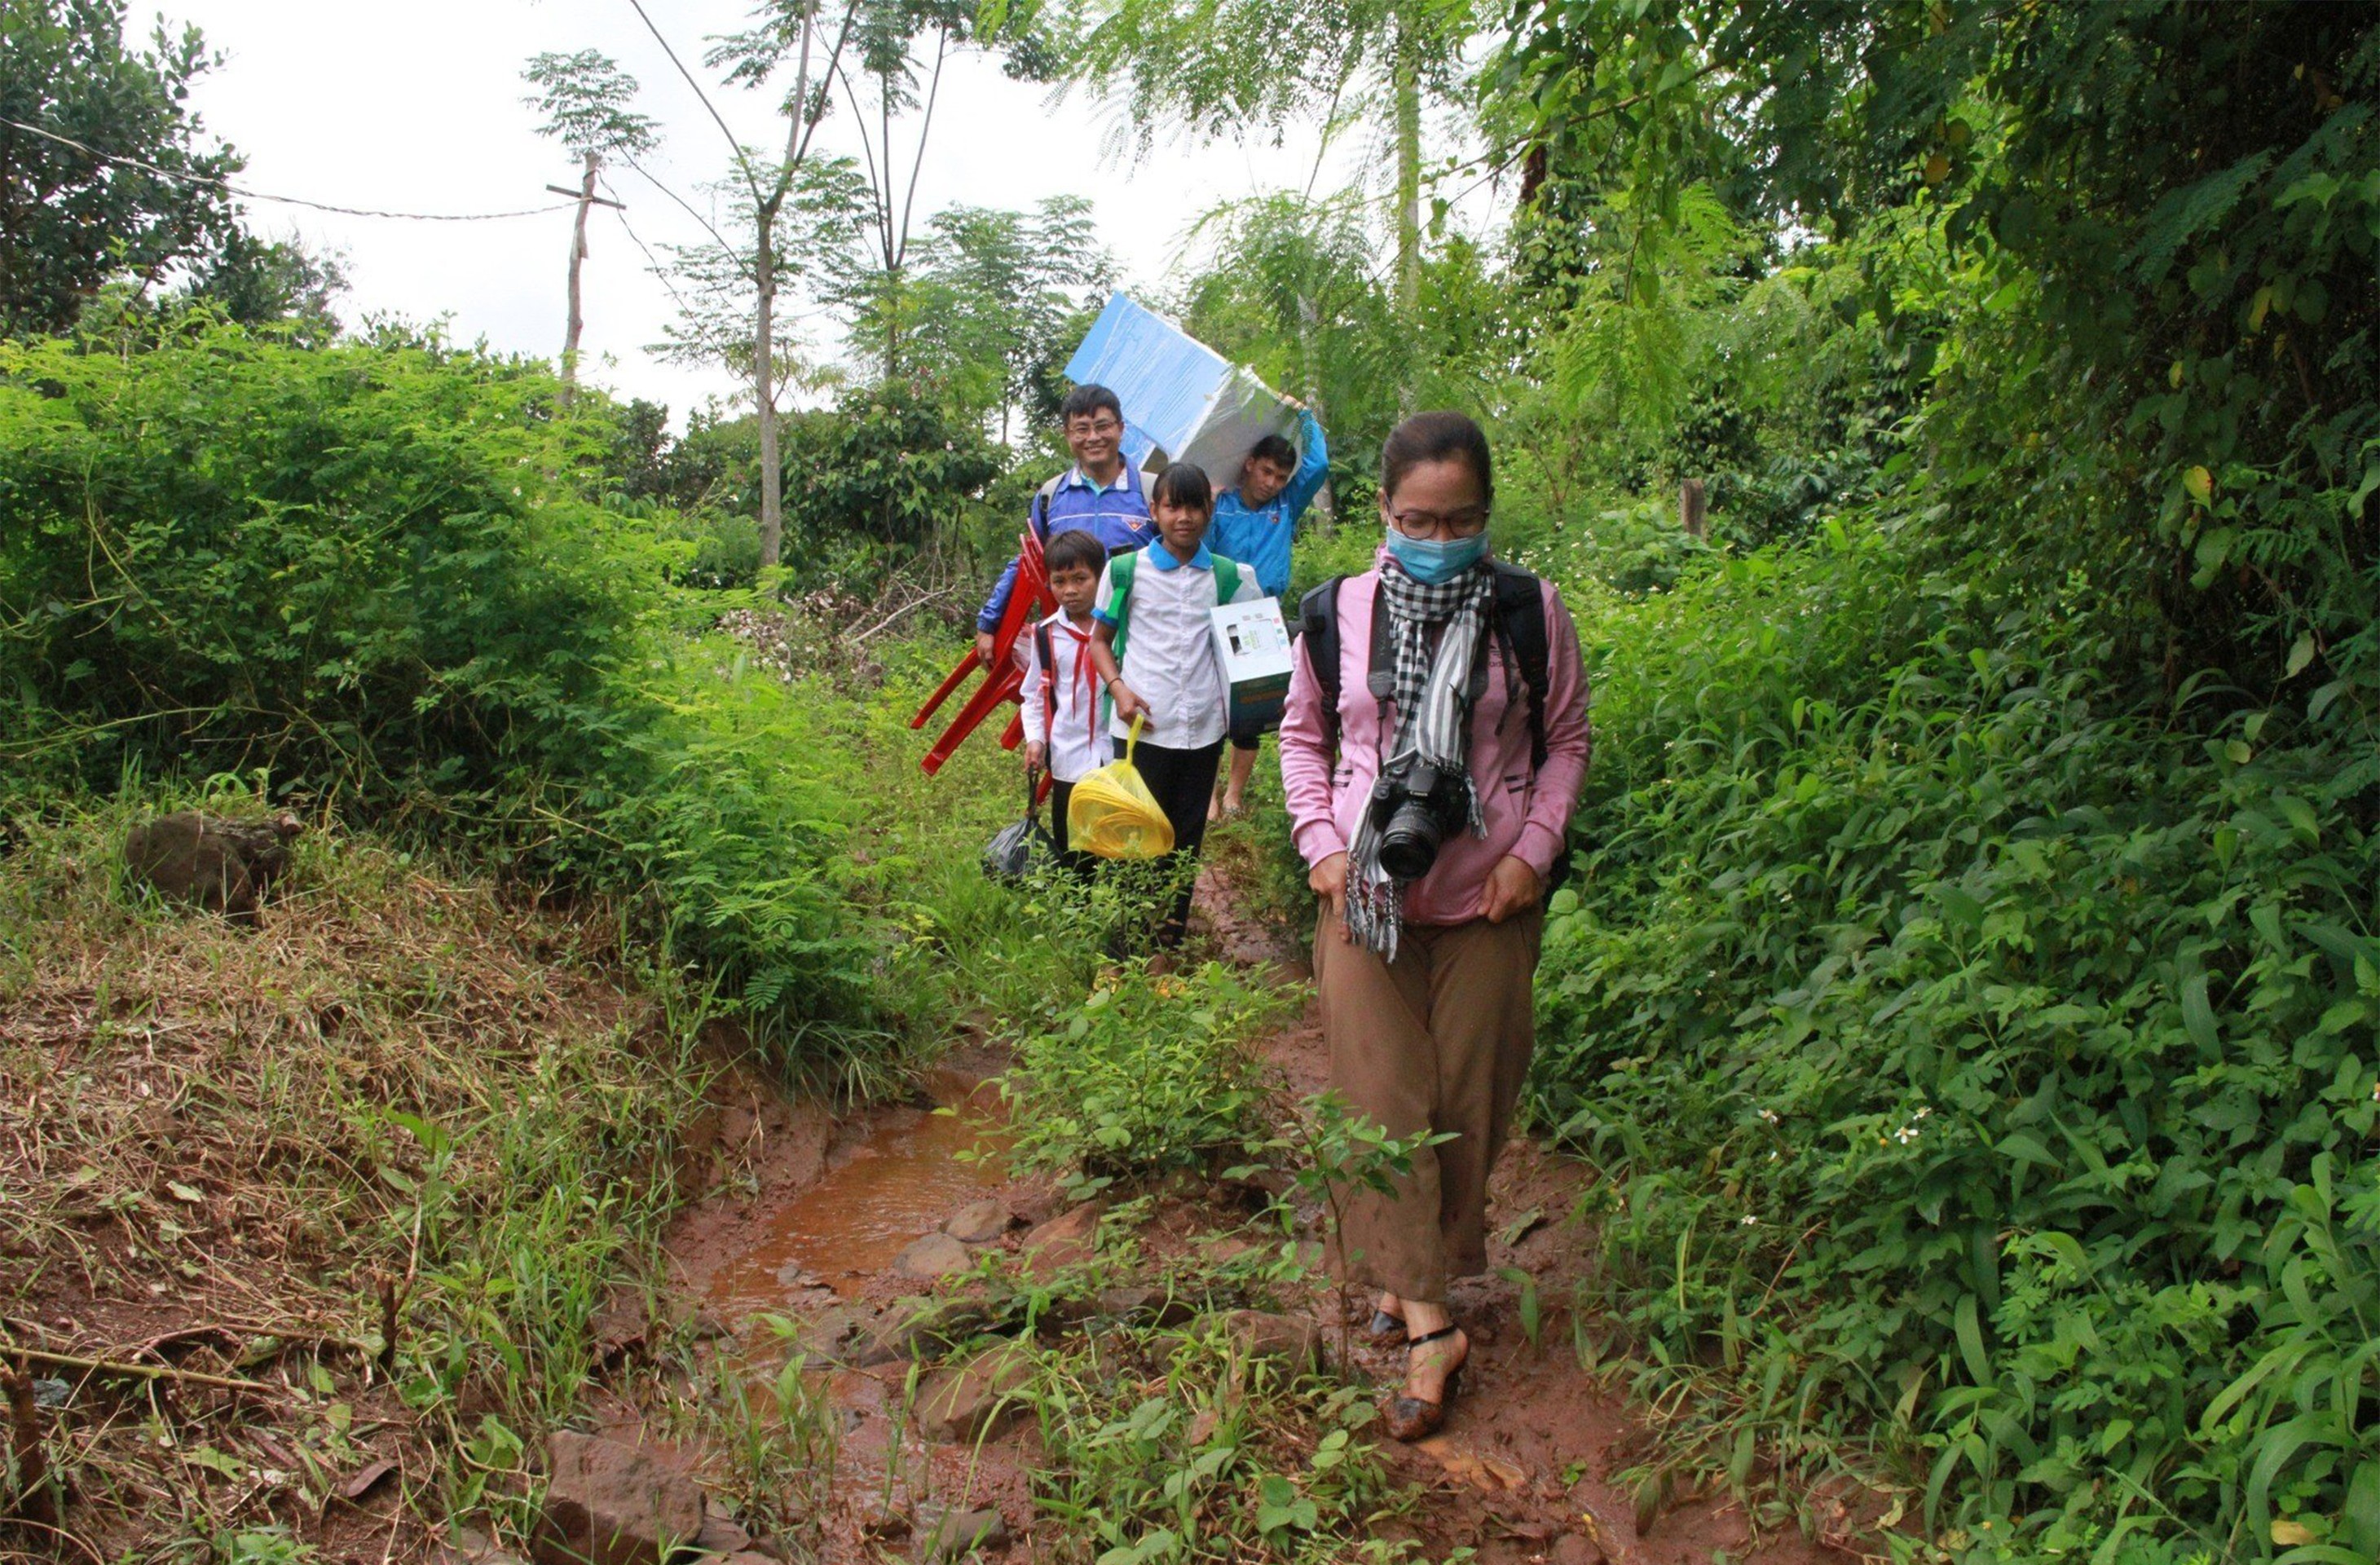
[628,0,862,569]
[0,0,243,336]
[522,50,660,407]
[651,157,860,416]
[1045,0,1476,363]
[826,0,975,380]
[897,196,1113,440]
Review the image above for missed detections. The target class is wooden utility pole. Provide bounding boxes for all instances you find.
[549,157,624,411]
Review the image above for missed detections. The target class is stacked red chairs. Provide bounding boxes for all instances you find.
[913,530,1054,791]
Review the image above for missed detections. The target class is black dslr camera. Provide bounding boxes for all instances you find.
[1367,756,1470,880]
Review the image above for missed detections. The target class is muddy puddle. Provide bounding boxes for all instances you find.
[707,1069,1014,1312]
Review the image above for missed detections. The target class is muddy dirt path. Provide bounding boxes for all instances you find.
[612,874,1840,1565]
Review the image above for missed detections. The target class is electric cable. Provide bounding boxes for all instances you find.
[0,115,577,223]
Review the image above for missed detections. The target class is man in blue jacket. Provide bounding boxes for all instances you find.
[975,384,1158,668]
[1205,405,1329,815]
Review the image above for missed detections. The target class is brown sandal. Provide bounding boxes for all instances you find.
[1382,1325,1467,1442]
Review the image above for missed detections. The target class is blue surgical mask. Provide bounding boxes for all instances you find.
[1385,530,1490,584]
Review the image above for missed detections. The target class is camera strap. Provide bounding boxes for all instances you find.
[1300,565,1550,769]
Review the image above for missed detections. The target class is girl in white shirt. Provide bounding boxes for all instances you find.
[1085,463,1260,951]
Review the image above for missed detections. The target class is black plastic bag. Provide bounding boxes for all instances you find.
[983,771,1057,883]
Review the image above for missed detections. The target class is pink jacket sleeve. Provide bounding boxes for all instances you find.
[1509,581,1593,880]
[1278,625,1345,867]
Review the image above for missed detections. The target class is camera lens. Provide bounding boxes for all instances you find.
[1377,798,1445,880]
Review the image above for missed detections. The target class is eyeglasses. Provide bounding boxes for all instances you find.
[1386,505,1490,540]
[1066,417,1123,438]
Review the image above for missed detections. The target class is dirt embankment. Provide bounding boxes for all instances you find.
[5,819,1854,1564]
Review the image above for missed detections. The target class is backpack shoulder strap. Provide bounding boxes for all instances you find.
[1212,555,1241,604]
[1031,473,1064,540]
[1488,561,1551,770]
[1105,548,1139,660]
[1297,575,1346,755]
[1034,620,1057,743]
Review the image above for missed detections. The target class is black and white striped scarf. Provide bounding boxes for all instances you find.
[1344,558,1494,958]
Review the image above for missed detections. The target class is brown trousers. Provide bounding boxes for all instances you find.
[1315,905,1542,1303]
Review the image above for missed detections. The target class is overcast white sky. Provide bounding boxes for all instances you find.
[174,0,1487,427]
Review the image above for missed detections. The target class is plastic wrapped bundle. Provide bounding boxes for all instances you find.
[1064,293,1301,477]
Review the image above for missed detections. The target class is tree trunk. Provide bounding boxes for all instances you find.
[756,207,783,570]
[1392,11,1421,328]
[561,150,596,409]
[1298,291,1335,534]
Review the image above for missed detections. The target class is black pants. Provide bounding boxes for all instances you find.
[1048,777,1098,880]
[1130,738,1225,949]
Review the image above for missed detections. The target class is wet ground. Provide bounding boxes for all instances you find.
[619,872,1856,1564]
[705,1070,1015,1312]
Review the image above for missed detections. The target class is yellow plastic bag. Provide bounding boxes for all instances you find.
[1068,716,1175,859]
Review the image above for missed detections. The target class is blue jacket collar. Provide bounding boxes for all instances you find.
[1148,540,1210,571]
[1061,462,1137,494]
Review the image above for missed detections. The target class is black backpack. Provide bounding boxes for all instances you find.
[1296,562,1554,769]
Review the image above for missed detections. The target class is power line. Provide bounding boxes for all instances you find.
[0,116,577,223]
[598,173,696,318]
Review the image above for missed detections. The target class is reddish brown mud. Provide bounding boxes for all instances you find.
[628,873,1855,1565]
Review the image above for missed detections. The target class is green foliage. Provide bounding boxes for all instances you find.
[624,381,1006,593]
[521,49,659,161]
[0,326,657,808]
[1003,965,1297,1193]
[778,377,1004,562]
[0,0,245,337]
[1536,505,2380,1554]
[892,197,1115,438]
[1025,1342,1407,1565]
[1470,11,2380,1550]
[0,324,1033,1077]
[1496,1,2380,689]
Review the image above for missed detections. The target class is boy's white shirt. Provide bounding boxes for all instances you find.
[1017,609,1108,783]
[1100,542,1260,750]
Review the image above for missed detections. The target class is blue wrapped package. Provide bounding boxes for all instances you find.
[1064,293,1301,478]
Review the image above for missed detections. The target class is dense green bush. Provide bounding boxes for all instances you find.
[1534,505,2380,1557]
[0,325,951,1076]
[0,328,657,809]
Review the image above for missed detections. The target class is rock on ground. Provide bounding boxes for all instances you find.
[121,811,302,924]
[917,1505,1010,1560]
[1203,1308,1323,1370]
[916,1343,1036,1444]
[1018,1200,1105,1274]
[943,1197,1014,1244]
[894,1232,975,1281]
[532,1431,703,1565]
[1551,1533,1606,1565]
[857,1296,996,1366]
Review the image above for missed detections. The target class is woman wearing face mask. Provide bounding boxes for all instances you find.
[1276,411,1592,1439]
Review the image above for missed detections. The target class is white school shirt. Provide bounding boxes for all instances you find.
[1016,611,1108,783]
[1095,542,1260,751]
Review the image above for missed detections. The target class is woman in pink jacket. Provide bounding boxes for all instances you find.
[1278,411,1592,1439]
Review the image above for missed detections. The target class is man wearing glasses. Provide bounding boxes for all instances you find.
[974,385,1158,668]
